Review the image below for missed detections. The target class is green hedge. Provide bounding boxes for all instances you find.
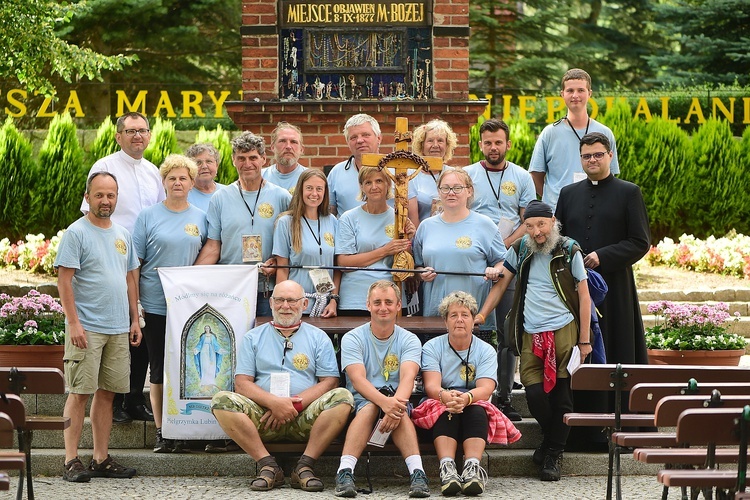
[0,118,36,240]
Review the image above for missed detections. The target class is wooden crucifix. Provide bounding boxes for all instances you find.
[361,117,443,285]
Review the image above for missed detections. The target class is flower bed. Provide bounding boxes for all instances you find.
[646,231,750,279]
[0,232,63,275]
[0,290,65,345]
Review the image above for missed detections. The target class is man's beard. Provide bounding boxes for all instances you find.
[527,221,562,255]
[484,153,506,166]
[276,156,297,168]
[273,310,303,327]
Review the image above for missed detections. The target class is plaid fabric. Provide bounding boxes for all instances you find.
[411,398,522,445]
[531,331,556,393]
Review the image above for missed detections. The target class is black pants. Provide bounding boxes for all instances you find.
[495,277,517,404]
[432,404,488,443]
[525,379,573,450]
[114,340,149,409]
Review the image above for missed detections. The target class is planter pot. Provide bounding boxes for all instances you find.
[0,344,64,371]
[647,348,745,366]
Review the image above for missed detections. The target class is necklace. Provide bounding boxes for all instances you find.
[481,160,508,206]
[302,216,322,257]
[236,180,262,228]
[449,336,474,389]
[565,116,590,142]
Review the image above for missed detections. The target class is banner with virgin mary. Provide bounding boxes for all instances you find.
[158,265,258,439]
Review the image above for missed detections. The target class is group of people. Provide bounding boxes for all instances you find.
[54,66,651,494]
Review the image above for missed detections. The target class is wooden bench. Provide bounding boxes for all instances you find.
[0,367,70,500]
[657,406,750,499]
[0,398,30,500]
[563,364,750,500]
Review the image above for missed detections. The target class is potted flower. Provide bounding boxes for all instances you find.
[645,301,748,366]
[0,290,65,370]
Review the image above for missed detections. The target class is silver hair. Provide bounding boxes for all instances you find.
[343,113,381,140]
[438,291,478,319]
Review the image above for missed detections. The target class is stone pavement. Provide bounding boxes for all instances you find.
[26,474,667,499]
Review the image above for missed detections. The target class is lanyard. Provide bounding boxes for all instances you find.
[236,180,262,228]
[273,324,299,366]
[449,337,473,389]
[565,117,590,142]
[302,216,322,257]
[481,160,507,205]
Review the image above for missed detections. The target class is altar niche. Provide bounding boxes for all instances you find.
[279,1,433,102]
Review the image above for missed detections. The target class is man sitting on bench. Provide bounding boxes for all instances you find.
[210,280,354,492]
[334,280,430,498]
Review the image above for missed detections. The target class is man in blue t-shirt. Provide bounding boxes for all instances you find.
[334,280,430,498]
[55,172,142,483]
[210,280,353,492]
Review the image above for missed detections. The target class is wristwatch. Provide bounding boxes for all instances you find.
[329,294,340,303]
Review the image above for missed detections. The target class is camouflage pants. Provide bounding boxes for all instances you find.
[211,387,354,442]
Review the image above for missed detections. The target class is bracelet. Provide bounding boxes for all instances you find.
[577,342,591,345]
[329,294,340,302]
[475,313,485,324]
[438,388,446,405]
[466,391,474,405]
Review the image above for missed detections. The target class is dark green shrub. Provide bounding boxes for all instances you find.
[143,117,180,168]
[506,117,535,168]
[87,117,118,166]
[196,125,237,185]
[469,115,485,164]
[0,118,37,240]
[34,113,87,235]
[600,99,649,181]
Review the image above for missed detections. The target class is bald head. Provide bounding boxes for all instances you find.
[270,280,308,326]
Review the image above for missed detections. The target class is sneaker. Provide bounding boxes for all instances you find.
[500,403,522,422]
[334,468,357,498]
[409,469,430,498]
[88,455,136,479]
[540,451,562,481]
[439,460,462,496]
[63,457,91,483]
[460,461,488,496]
[153,428,174,453]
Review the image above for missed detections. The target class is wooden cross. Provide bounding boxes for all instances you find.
[361,117,443,283]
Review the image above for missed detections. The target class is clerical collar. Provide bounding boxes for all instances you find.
[588,174,614,186]
[480,160,508,172]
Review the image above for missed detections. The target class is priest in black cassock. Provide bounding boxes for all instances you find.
[555,132,650,449]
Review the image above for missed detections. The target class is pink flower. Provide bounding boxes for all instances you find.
[24,320,37,329]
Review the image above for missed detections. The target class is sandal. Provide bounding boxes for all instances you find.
[291,464,324,492]
[250,464,284,491]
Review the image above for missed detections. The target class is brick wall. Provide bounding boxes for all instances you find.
[231,0,485,168]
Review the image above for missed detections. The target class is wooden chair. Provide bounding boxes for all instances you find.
[657,406,750,499]
[564,364,750,500]
[0,367,70,500]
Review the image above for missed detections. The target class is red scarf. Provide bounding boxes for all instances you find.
[532,331,557,393]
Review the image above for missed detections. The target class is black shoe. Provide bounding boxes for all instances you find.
[512,381,523,390]
[532,444,547,466]
[540,451,562,481]
[125,403,154,421]
[112,405,133,424]
[334,468,357,497]
[500,403,522,422]
[153,428,173,453]
[205,439,240,453]
[88,455,136,479]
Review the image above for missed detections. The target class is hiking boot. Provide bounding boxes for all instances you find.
[88,455,136,478]
[409,469,430,498]
[500,403,522,422]
[439,460,462,496]
[532,444,547,466]
[334,468,357,497]
[460,461,488,496]
[540,451,563,481]
[63,457,91,483]
[153,428,173,453]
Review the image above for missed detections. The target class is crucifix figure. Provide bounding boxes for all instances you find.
[361,117,443,284]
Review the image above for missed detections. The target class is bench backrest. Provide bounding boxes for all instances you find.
[630,382,750,412]
[0,395,25,433]
[655,395,750,427]
[570,365,750,392]
[676,408,748,446]
[0,367,65,395]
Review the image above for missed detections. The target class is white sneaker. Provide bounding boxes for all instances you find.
[439,460,462,496]
[460,461,488,496]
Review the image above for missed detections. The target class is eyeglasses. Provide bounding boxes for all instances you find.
[580,151,608,161]
[122,128,151,137]
[438,185,467,194]
[271,297,305,305]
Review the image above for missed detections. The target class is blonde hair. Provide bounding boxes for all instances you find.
[159,154,198,180]
[438,291,478,319]
[412,119,457,163]
[367,280,401,302]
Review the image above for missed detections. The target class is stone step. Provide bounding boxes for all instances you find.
[25,447,658,478]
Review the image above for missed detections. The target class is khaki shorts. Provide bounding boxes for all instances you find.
[211,387,354,442]
[64,325,130,395]
[519,320,578,387]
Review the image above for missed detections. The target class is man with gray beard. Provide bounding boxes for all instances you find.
[475,200,591,482]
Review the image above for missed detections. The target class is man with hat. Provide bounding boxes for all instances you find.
[475,200,592,482]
